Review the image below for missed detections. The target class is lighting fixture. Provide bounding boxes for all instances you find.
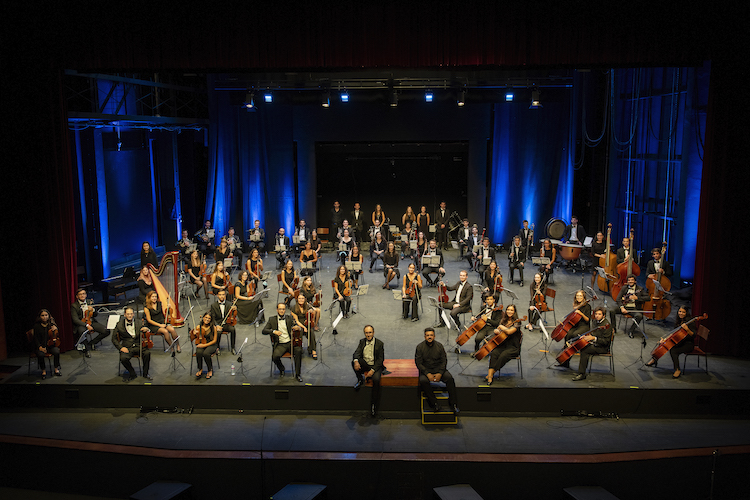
[321,91,331,108]
[263,91,273,103]
[505,90,514,102]
[389,89,398,107]
[457,89,466,107]
[529,88,542,109]
[244,92,254,109]
[425,90,434,102]
[340,90,349,102]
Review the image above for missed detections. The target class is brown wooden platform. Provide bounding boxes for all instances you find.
[366,359,418,387]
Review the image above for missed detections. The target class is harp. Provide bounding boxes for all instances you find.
[148,251,185,327]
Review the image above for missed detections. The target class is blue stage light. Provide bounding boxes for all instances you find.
[425,90,434,102]
[264,91,273,103]
[505,92,514,102]
[341,91,349,102]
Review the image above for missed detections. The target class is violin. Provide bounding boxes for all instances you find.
[551,299,591,342]
[247,279,257,297]
[555,324,607,364]
[306,308,317,334]
[190,325,208,345]
[533,285,548,312]
[83,307,94,326]
[141,330,154,349]
[313,288,322,308]
[220,298,239,326]
[597,223,618,293]
[611,228,641,300]
[645,241,672,321]
[456,305,503,346]
[474,315,526,360]
[343,275,352,297]
[47,324,61,348]
[650,313,707,362]
[437,282,449,304]
[494,273,503,292]
[291,325,303,347]
[405,276,417,298]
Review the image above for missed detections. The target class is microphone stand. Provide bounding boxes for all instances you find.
[234,337,249,379]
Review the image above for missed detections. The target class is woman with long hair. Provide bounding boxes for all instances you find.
[192,312,218,379]
[32,309,61,378]
[485,304,521,385]
[140,241,158,269]
[144,290,180,352]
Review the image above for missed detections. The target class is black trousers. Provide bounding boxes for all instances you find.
[669,338,694,371]
[419,371,457,407]
[195,344,218,372]
[219,324,236,349]
[402,295,419,319]
[577,344,609,374]
[74,322,109,349]
[272,341,303,376]
[436,226,448,248]
[247,241,266,256]
[352,360,382,407]
[508,261,524,282]
[474,325,494,351]
[489,344,520,371]
[440,301,471,327]
[37,347,60,369]
[120,347,151,376]
[421,266,444,284]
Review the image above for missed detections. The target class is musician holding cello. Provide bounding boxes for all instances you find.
[32,309,61,378]
[614,275,649,338]
[525,273,547,331]
[555,290,591,368]
[645,306,697,379]
[113,307,152,382]
[572,307,613,381]
[71,288,110,357]
[144,290,181,353]
[402,262,423,322]
[439,270,473,330]
[483,304,521,385]
[469,294,503,354]
[263,302,304,382]
[209,289,237,355]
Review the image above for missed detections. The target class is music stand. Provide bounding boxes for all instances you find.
[306,326,332,374]
[353,284,368,317]
[500,288,520,305]
[428,296,443,330]
[73,330,97,375]
[326,309,345,348]
[165,335,185,371]
[234,337,249,379]
[625,310,655,367]
[248,307,268,347]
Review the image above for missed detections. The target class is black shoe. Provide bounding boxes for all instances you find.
[572,374,587,381]
[216,349,221,356]
[368,269,373,273]
[41,373,46,380]
[143,374,154,381]
[452,405,460,415]
[54,370,62,377]
[90,344,97,351]
[519,281,524,287]
[279,370,285,378]
[296,375,303,383]
[354,378,364,390]
[123,375,133,383]
[231,348,237,355]
[370,404,377,417]
[509,279,514,284]
[628,331,634,339]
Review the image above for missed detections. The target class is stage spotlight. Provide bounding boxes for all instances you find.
[529,88,542,109]
[321,91,331,108]
[244,92,255,109]
[505,90,514,102]
[457,89,466,107]
[264,91,273,103]
[340,90,349,103]
[425,90,434,102]
[390,89,398,107]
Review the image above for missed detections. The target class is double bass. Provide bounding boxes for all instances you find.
[644,242,672,321]
[473,316,526,360]
[551,298,592,342]
[610,228,640,301]
[555,324,607,365]
[597,223,618,293]
[456,305,503,346]
[650,313,707,363]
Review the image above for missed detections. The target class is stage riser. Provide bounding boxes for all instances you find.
[2,385,749,417]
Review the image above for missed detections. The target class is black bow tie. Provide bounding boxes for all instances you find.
[127,322,133,326]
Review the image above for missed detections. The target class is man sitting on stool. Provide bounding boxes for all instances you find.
[572,307,613,381]
[352,325,385,417]
[415,328,459,414]
[112,307,152,382]
[263,302,303,382]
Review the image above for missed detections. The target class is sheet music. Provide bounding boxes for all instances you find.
[332,311,344,328]
[106,314,120,330]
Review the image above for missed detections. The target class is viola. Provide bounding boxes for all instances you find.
[225,307,238,326]
[83,307,94,326]
[533,286,548,312]
[313,289,321,308]
[611,228,641,300]
[291,325,303,347]
[650,313,707,362]
[47,325,61,348]
[406,276,417,298]
[474,315,526,360]
[555,324,607,364]
[645,241,672,321]
[307,308,317,334]
[343,276,352,297]
[437,282,449,304]
[551,299,591,342]
[191,325,210,346]
[597,223,618,293]
[494,273,503,292]
[141,330,154,350]
[456,305,503,346]
[247,279,257,297]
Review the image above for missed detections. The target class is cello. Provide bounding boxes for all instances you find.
[474,316,526,360]
[597,223,618,293]
[650,313,707,363]
[610,228,640,301]
[551,298,592,342]
[456,305,503,346]
[645,242,672,321]
[555,324,607,365]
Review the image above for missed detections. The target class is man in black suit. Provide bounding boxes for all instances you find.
[474,237,496,274]
[262,302,303,382]
[196,219,215,255]
[646,247,672,282]
[508,236,527,286]
[209,289,237,354]
[457,219,472,259]
[352,325,385,417]
[614,275,650,338]
[330,200,344,239]
[112,307,152,382]
[572,307,613,381]
[415,328,459,414]
[616,236,634,265]
[439,270,473,329]
[464,226,482,269]
[421,239,445,287]
[434,201,450,250]
[247,220,266,256]
[71,288,109,357]
[562,216,587,245]
[469,294,503,353]
[350,202,365,244]
[519,220,533,252]
[274,228,291,268]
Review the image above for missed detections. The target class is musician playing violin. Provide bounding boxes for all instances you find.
[645,306,694,378]
[614,275,649,338]
[526,273,547,330]
[234,270,261,326]
[280,259,298,305]
[246,248,264,288]
[193,312,218,379]
[556,290,592,368]
[210,260,231,297]
[290,293,317,359]
[484,304,521,385]
[263,302,303,382]
[572,307,613,381]
[71,288,109,356]
[187,250,207,298]
[33,309,61,378]
[402,262,423,322]
[209,289,237,354]
[144,290,180,353]
[333,265,352,318]
[300,276,321,330]
[470,294,503,353]
[113,307,152,382]
[482,260,502,303]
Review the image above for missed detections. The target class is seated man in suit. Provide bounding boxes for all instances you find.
[247,220,266,256]
[438,270,473,329]
[112,307,152,382]
[352,325,385,417]
[262,302,303,382]
[274,228,291,268]
[562,216,587,245]
[508,236,527,286]
[71,288,110,357]
[474,237,496,275]
[613,274,649,338]
[210,289,237,354]
[572,307,613,381]
[421,239,446,287]
[415,328,459,414]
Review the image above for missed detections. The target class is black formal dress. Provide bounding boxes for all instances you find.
[382,251,400,284]
[352,337,386,409]
[489,319,522,372]
[214,246,231,265]
[137,279,155,307]
[337,237,353,262]
[668,318,696,371]
[263,314,303,377]
[482,269,502,303]
[32,322,60,370]
[528,282,548,325]
[193,325,218,373]
[416,213,430,237]
[141,251,158,270]
[333,275,351,315]
[402,274,421,320]
[210,299,236,350]
[440,280,473,328]
[564,303,592,342]
[145,302,167,334]
[70,301,109,350]
[112,316,151,378]
[576,318,613,374]
[415,339,457,408]
[300,251,317,277]
[234,281,261,325]
[290,302,316,355]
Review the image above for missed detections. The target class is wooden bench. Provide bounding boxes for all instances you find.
[365,358,418,386]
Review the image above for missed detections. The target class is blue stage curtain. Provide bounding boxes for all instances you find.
[488,98,574,245]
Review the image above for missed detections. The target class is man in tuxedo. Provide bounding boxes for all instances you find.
[434,201,450,250]
[262,302,303,382]
[209,289,237,354]
[519,220,533,252]
[439,270,473,329]
[572,307,613,381]
[421,239,445,287]
[71,288,109,357]
[293,219,311,255]
[196,220,215,255]
[112,307,152,382]
[350,202,365,244]
[562,216,587,245]
[246,220,266,256]
[330,200,344,239]
[469,294,503,353]
[613,275,649,338]
[274,228,291,268]
[176,229,194,264]
[508,236,527,286]
[457,219,472,259]
[415,328,459,414]
[352,325,386,417]
[474,237,496,274]
[224,227,243,268]
[647,247,672,281]
[464,226,482,269]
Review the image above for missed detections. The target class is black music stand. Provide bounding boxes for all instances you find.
[326,306,345,349]
[73,331,96,375]
[306,326,331,374]
[234,337,249,379]
[626,310,655,368]
[249,306,269,347]
[165,335,184,371]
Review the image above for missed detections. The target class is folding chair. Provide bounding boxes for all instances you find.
[587,333,615,377]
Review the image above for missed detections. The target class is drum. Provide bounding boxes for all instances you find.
[558,243,583,261]
[545,218,567,240]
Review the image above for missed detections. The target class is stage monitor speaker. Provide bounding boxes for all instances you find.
[272,483,327,500]
[130,481,192,500]
[433,484,484,500]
